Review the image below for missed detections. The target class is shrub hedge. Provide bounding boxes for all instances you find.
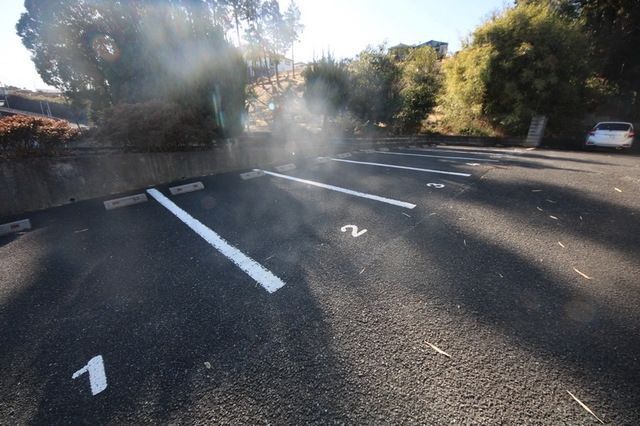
[0,115,79,158]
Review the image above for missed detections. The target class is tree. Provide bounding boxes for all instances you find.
[439,3,592,135]
[396,46,441,133]
[348,46,402,127]
[283,1,304,77]
[577,0,640,117]
[303,55,350,131]
[17,0,247,136]
[520,0,640,118]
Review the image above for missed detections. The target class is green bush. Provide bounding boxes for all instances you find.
[396,46,441,133]
[439,3,593,135]
[0,115,79,158]
[303,55,350,130]
[348,46,402,127]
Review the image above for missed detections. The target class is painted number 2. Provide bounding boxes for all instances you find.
[341,225,367,238]
[426,183,445,189]
[72,355,108,396]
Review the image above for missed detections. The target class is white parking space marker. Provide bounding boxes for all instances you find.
[72,355,107,396]
[104,194,148,210]
[373,150,499,162]
[341,225,367,237]
[240,170,266,180]
[330,158,471,177]
[169,181,205,195]
[0,219,31,236]
[275,163,296,172]
[466,163,481,166]
[402,146,506,158]
[426,183,445,189]
[260,170,416,209]
[146,188,285,293]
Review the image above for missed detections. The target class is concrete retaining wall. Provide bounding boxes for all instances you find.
[0,134,531,218]
[0,142,309,218]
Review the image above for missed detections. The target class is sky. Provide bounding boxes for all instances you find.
[0,0,509,91]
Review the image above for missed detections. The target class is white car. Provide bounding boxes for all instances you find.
[585,122,635,149]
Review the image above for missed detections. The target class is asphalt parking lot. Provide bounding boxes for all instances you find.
[1,144,639,424]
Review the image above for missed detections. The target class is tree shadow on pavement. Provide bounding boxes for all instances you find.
[457,178,640,258]
[386,215,640,423]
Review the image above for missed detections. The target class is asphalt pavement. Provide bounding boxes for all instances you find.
[1,144,639,424]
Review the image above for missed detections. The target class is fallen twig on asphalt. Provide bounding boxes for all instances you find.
[558,241,565,248]
[573,267,592,280]
[567,390,604,424]
[549,215,559,220]
[614,187,622,193]
[425,341,451,358]
[537,206,543,211]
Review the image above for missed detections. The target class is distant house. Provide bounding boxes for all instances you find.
[419,40,448,59]
[243,46,295,80]
[390,40,449,60]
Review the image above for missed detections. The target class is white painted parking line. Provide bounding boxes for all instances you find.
[260,170,416,209]
[329,158,471,177]
[0,219,31,236]
[373,150,499,162]
[401,146,506,158]
[169,181,205,195]
[146,188,285,293]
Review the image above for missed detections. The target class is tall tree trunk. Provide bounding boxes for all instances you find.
[291,45,295,78]
[275,60,280,87]
[234,11,241,46]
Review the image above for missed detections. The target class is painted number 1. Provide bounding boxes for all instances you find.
[72,355,108,396]
[426,183,445,189]
[341,225,367,237]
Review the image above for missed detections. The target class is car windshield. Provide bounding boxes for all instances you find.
[596,123,632,131]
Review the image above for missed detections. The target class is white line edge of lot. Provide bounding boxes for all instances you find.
[373,150,500,163]
[260,170,416,210]
[400,146,508,157]
[329,158,472,177]
[146,188,285,293]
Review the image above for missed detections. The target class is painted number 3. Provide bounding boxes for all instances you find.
[426,183,445,189]
[341,225,367,237]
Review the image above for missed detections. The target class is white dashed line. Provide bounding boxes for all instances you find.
[329,158,471,177]
[260,170,416,209]
[147,188,285,293]
[372,151,499,162]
